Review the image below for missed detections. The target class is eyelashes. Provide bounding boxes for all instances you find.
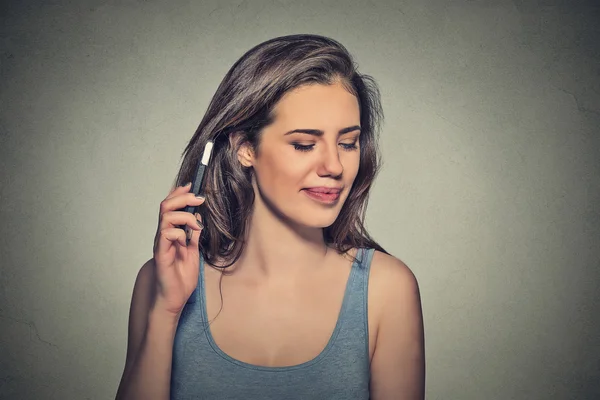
[292,142,358,152]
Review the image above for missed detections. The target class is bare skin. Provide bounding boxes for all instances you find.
[203,247,365,367]
[115,81,424,400]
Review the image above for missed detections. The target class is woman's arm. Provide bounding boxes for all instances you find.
[369,254,425,400]
[115,259,180,400]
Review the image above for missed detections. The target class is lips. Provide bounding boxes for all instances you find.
[304,187,342,194]
[303,187,342,204]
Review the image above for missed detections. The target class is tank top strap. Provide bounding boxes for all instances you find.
[358,247,375,270]
[332,247,374,360]
[346,247,375,294]
[184,253,204,304]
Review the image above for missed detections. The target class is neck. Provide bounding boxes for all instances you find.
[230,196,333,281]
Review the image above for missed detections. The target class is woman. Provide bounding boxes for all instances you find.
[116,34,425,400]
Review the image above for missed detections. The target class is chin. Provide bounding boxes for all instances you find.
[265,191,347,229]
[298,198,348,228]
[295,210,341,229]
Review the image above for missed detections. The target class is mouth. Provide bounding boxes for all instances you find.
[302,188,342,204]
[303,186,343,194]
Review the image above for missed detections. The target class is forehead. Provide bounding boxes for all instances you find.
[271,82,360,125]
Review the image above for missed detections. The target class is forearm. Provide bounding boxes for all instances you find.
[116,310,179,400]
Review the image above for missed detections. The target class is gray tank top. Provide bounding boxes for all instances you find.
[170,247,375,399]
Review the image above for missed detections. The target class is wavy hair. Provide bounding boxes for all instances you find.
[173,34,388,269]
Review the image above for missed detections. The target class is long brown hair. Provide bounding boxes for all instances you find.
[174,34,388,269]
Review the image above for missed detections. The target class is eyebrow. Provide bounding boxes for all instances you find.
[284,125,361,137]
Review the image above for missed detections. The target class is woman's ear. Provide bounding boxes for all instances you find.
[230,132,254,168]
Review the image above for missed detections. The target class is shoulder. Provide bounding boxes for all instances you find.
[367,249,422,338]
[367,250,425,398]
[369,249,420,299]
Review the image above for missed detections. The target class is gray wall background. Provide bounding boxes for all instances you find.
[1,0,599,399]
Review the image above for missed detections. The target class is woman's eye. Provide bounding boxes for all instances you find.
[293,143,314,152]
[340,142,358,151]
[292,141,358,152]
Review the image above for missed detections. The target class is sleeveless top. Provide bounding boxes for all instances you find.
[170,247,375,400]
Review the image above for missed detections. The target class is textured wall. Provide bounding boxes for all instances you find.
[1,0,599,399]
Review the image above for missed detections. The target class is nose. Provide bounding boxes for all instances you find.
[316,142,344,178]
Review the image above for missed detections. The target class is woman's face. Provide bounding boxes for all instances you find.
[242,81,361,229]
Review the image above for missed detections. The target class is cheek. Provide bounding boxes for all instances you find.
[256,153,305,193]
[342,152,361,180]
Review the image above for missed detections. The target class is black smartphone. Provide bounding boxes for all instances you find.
[180,140,214,245]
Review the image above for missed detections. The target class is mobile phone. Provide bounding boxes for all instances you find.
[180,140,214,245]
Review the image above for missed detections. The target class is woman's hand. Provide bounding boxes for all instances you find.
[151,182,205,317]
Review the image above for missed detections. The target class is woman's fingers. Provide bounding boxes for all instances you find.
[154,186,203,236]
[189,213,203,247]
[160,193,204,217]
[155,227,186,255]
[160,207,204,231]
[153,183,205,255]
[195,212,204,230]
[156,218,201,254]
[154,211,203,253]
